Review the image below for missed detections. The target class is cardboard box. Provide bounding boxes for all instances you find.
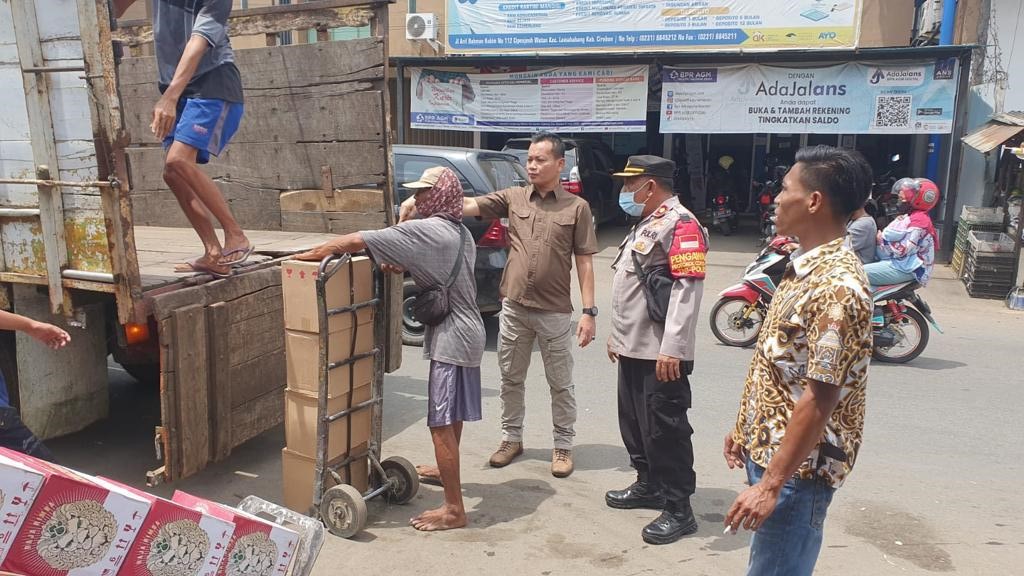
[0,450,46,565]
[284,383,372,461]
[0,453,151,576]
[284,324,374,397]
[171,493,299,576]
[281,257,373,334]
[281,445,369,515]
[92,479,234,576]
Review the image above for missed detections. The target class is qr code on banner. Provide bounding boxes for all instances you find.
[873,95,912,129]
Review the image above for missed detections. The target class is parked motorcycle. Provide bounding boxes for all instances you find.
[709,238,940,363]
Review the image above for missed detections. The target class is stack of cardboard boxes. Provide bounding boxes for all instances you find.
[280,257,376,514]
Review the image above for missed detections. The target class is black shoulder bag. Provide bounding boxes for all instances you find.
[631,247,674,324]
[411,224,467,326]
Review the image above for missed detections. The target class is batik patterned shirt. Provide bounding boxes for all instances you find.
[732,237,872,488]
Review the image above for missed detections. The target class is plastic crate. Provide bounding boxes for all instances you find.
[968,231,1015,253]
[960,205,1004,225]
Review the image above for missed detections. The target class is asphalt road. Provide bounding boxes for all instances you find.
[49,222,1023,575]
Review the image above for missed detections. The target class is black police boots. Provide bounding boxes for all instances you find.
[641,500,699,545]
[605,480,666,510]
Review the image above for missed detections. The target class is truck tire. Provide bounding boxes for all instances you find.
[120,362,160,386]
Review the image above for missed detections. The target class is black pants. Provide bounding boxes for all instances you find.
[0,406,55,462]
[617,356,695,510]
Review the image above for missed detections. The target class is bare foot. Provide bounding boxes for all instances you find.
[410,506,467,532]
[416,465,442,486]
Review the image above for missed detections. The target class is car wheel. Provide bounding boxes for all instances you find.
[402,278,425,347]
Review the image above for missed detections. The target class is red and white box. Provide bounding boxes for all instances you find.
[93,478,234,576]
[0,449,46,565]
[0,452,150,576]
[172,492,299,576]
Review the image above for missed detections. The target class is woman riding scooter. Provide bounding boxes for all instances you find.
[864,178,939,288]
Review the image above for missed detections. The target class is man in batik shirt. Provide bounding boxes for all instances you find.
[723,146,874,576]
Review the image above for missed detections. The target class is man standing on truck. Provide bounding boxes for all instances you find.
[0,311,71,461]
[114,0,251,278]
[400,132,599,479]
[298,167,485,531]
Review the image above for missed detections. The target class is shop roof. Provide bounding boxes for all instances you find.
[962,112,1024,154]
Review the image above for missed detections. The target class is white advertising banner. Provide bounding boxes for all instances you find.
[446,0,862,54]
[410,66,649,132]
[660,58,960,134]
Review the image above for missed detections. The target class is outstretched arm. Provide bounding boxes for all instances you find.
[294,233,367,261]
[0,311,71,350]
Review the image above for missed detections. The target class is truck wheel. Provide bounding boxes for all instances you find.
[402,278,426,347]
[120,362,160,386]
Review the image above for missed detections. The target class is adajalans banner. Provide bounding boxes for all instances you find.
[446,0,861,54]
[410,66,649,132]
[660,58,960,134]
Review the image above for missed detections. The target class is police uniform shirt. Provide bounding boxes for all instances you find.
[609,197,705,361]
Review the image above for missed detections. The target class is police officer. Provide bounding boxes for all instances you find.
[605,155,707,545]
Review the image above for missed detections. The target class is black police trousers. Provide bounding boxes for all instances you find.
[617,355,695,510]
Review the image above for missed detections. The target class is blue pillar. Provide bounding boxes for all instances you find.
[925,0,958,181]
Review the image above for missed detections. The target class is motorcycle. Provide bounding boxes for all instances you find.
[709,193,738,235]
[709,238,941,363]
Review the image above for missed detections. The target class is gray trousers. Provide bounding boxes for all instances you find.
[497,299,576,449]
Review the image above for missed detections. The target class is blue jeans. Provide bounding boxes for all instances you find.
[863,259,916,288]
[745,460,836,576]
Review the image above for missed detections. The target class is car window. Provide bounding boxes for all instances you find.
[393,155,473,203]
[477,155,528,191]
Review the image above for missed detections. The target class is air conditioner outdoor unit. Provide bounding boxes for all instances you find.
[406,13,437,40]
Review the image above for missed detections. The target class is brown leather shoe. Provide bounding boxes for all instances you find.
[489,441,523,467]
[551,448,574,478]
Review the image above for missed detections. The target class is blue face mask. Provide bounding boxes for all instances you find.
[618,183,649,217]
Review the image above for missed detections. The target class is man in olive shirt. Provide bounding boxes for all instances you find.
[401,132,598,477]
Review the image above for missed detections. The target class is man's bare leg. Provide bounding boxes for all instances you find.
[416,422,462,483]
[411,424,467,531]
[164,141,250,266]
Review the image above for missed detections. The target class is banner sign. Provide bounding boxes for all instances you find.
[446,0,861,54]
[660,58,960,134]
[410,66,649,132]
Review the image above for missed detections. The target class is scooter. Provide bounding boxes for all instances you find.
[709,193,738,235]
[709,238,941,363]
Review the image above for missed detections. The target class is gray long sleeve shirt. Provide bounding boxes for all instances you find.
[608,197,705,361]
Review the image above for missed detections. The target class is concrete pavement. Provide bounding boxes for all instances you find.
[49,223,1023,575]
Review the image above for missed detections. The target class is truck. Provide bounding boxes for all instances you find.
[0,0,400,485]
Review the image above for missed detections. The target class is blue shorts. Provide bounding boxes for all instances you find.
[163,98,243,164]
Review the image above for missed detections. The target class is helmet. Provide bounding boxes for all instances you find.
[718,155,735,170]
[892,177,940,211]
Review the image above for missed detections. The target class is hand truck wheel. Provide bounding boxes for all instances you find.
[319,484,367,538]
[381,456,419,505]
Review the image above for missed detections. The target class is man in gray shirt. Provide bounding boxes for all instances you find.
[298,167,484,532]
[114,0,249,278]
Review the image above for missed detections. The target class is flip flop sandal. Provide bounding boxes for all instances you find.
[418,474,444,487]
[174,259,232,279]
[221,245,255,267]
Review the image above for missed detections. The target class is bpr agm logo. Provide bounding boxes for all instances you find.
[869,67,925,87]
[664,69,718,83]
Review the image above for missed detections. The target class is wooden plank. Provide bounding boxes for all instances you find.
[281,210,387,234]
[117,39,384,92]
[279,188,383,213]
[207,302,232,462]
[113,4,378,46]
[172,305,210,478]
[121,86,383,147]
[131,182,282,231]
[228,310,283,366]
[228,286,283,324]
[231,389,285,449]
[229,349,285,409]
[150,266,280,321]
[10,3,69,315]
[157,317,179,480]
[125,141,386,192]
[77,0,145,325]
